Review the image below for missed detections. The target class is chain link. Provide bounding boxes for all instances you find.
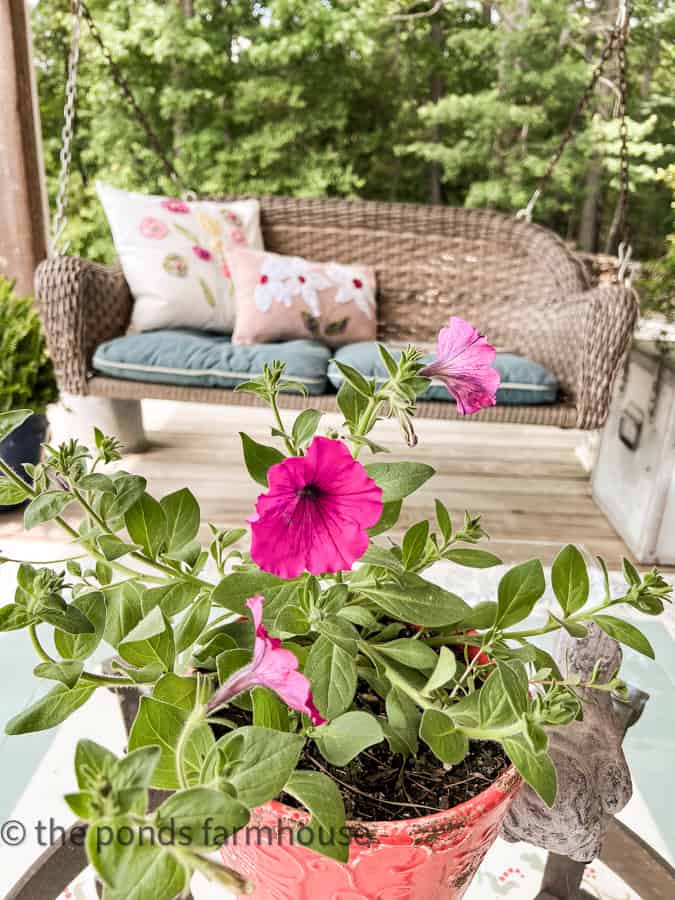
[80,0,183,187]
[51,0,82,255]
[517,26,619,221]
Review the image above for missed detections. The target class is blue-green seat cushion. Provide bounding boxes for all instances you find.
[92,330,332,395]
[328,343,559,405]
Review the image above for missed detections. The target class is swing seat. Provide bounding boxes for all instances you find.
[35,196,637,429]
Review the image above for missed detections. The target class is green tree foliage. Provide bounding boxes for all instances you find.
[32,0,674,262]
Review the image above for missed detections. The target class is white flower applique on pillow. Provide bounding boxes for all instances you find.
[254,256,331,316]
[326,263,375,319]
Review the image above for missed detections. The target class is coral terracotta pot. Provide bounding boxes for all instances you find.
[221,765,521,900]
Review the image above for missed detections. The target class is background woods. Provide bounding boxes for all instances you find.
[32,0,674,275]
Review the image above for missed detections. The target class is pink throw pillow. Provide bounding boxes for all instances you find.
[228,248,377,347]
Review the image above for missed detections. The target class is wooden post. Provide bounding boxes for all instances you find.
[0,0,49,296]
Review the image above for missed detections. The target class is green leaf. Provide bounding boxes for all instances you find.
[155,788,249,848]
[6,683,95,735]
[24,490,73,529]
[593,614,655,658]
[386,687,420,756]
[0,409,33,442]
[153,674,199,712]
[375,638,438,671]
[104,474,147,520]
[34,660,83,688]
[144,581,201,618]
[358,573,470,627]
[114,746,162,791]
[77,473,115,493]
[128,697,214,790]
[175,593,211,654]
[316,616,358,654]
[367,499,402,537]
[202,726,304,808]
[251,686,290,731]
[283,770,349,863]
[551,545,589,615]
[103,582,144,648]
[292,409,323,449]
[420,709,469,764]
[478,660,528,730]
[0,603,36,631]
[365,461,435,502]
[333,360,373,398]
[125,494,168,558]
[216,648,254,686]
[239,432,284,487]
[304,635,357,720]
[495,559,546,628]
[402,520,429,569]
[423,646,458,695]
[55,591,106,660]
[0,478,29,505]
[119,608,175,673]
[503,735,557,807]
[336,379,368,426]
[444,548,502,568]
[359,544,405,574]
[211,569,285,615]
[435,499,452,541]
[38,601,94,635]
[548,612,588,638]
[98,534,141,562]
[86,817,187,900]
[160,488,201,552]
[313,711,384,766]
[75,738,115,790]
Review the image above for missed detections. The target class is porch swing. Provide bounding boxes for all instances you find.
[35,0,638,430]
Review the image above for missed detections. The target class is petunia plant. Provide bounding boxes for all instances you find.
[0,318,670,900]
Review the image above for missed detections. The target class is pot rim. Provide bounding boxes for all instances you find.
[262,763,521,834]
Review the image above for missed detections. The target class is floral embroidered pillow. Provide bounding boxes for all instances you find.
[97,181,264,333]
[228,248,377,348]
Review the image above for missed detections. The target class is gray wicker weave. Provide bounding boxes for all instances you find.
[35,197,637,429]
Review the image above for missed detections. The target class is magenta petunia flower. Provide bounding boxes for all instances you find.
[207,596,325,725]
[421,316,500,415]
[249,436,383,579]
[161,198,190,214]
[192,245,212,262]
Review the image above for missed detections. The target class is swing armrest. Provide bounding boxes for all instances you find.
[36,255,133,395]
[570,282,638,430]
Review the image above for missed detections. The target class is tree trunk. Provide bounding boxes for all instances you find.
[578,160,603,252]
[428,17,445,205]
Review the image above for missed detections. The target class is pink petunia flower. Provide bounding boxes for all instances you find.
[207,596,325,724]
[161,198,190,214]
[420,316,500,415]
[192,245,212,262]
[249,436,383,579]
[139,216,168,240]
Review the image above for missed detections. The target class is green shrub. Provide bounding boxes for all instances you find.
[0,277,59,414]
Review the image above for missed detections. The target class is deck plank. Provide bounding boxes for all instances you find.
[0,400,634,567]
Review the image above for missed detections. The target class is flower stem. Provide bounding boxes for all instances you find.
[269,393,296,455]
[29,624,134,686]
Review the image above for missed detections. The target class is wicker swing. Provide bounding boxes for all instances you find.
[35,0,638,431]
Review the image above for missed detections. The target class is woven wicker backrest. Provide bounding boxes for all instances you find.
[242,197,589,395]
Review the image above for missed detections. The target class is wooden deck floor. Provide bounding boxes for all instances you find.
[0,400,633,567]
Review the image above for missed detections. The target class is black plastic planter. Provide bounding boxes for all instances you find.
[0,412,48,511]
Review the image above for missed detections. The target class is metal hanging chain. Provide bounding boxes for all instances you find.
[51,0,83,255]
[516,0,632,230]
[516,28,619,222]
[79,0,183,187]
[615,12,632,281]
